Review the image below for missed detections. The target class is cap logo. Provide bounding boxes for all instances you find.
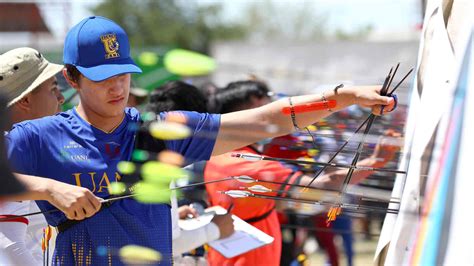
[100,33,120,59]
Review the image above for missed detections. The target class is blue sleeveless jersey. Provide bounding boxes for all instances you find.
[6,107,220,265]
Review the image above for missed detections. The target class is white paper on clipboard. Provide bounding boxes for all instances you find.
[178,206,274,258]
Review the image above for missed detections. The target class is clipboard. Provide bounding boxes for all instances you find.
[178,206,274,258]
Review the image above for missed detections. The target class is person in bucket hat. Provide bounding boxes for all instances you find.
[0,47,65,265]
[5,15,396,265]
[0,47,64,113]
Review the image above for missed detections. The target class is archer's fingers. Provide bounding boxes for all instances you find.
[82,198,99,218]
[71,208,86,220]
[372,96,396,116]
[85,192,102,212]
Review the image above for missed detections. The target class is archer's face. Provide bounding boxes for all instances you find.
[28,76,64,118]
[77,74,131,118]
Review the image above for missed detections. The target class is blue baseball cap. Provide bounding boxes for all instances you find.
[63,16,142,82]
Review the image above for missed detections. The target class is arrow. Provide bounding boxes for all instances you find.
[231,175,402,203]
[0,176,236,222]
[302,115,372,189]
[236,183,401,205]
[231,153,406,174]
[292,64,413,225]
[325,65,397,225]
[219,190,400,214]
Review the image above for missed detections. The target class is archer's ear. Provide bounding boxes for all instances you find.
[62,69,80,90]
[15,95,32,112]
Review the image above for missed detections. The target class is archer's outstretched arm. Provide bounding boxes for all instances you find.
[212,86,396,156]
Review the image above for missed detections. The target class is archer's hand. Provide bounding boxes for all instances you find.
[46,180,102,220]
[339,86,397,115]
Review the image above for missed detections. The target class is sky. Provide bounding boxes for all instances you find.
[199,0,422,32]
[36,0,422,39]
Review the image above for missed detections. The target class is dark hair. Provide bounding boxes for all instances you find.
[65,64,81,83]
[145,81,208,113]
[213,80,270,114]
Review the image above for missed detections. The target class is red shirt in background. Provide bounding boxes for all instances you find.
[204,146,303,266]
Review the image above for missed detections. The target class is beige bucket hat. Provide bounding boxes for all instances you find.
[0,47,64,107]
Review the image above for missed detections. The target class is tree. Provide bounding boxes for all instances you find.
[91,0,373,52]
[91,0,248,53]
[241,0,328,42]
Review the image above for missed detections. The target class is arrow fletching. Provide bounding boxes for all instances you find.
[247,185,272,193]
[233,175,256,183]
[222,190,252,198]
